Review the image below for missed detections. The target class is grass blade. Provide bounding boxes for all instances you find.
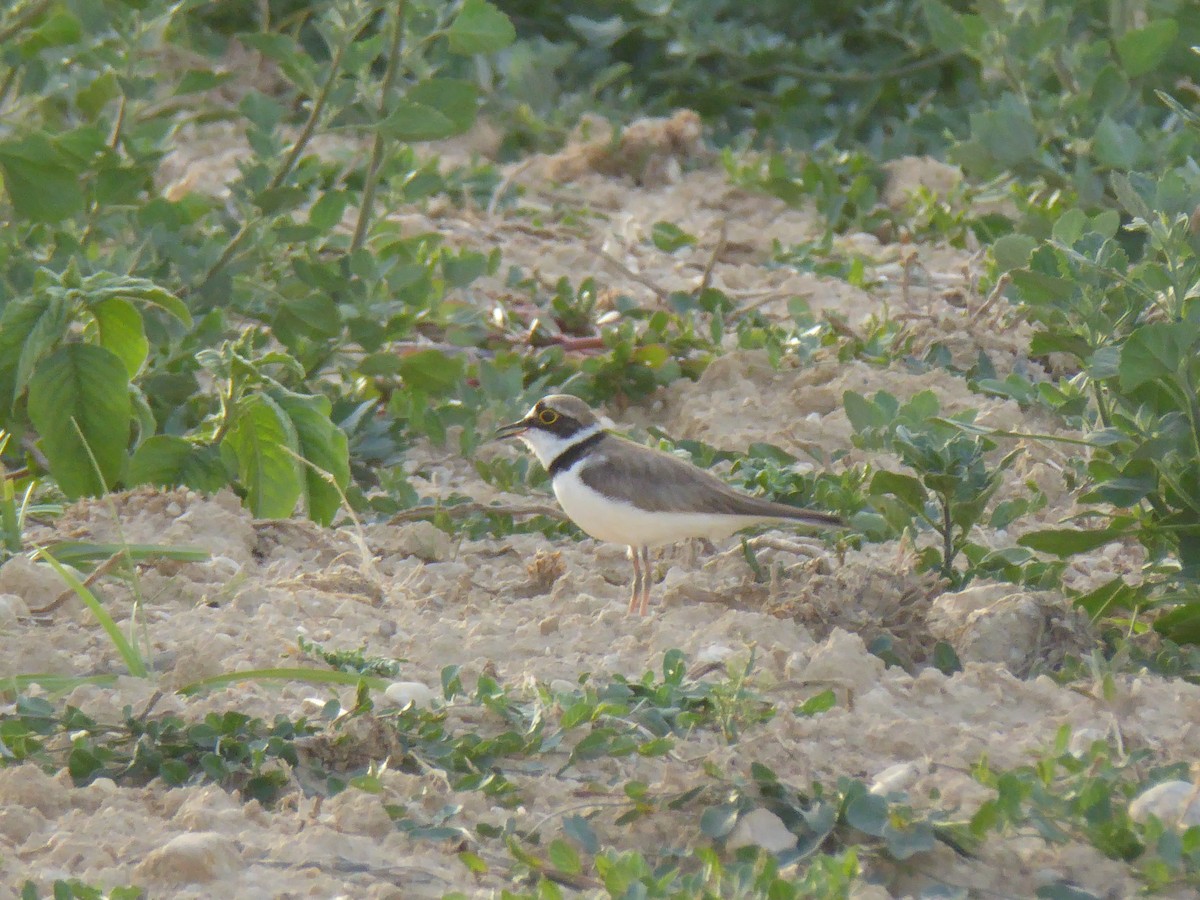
[35,547,148,678]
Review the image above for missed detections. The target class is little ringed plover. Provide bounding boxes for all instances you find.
[495,394,842,615]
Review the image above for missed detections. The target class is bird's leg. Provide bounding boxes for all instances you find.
[627,545,642,615]
[638,545,653,616]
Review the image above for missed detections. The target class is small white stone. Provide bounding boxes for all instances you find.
[696,643,735,666]
[383,681,438,708]
[392,522,453,562]
[726,808,796,853]
[1129,781,1200,828]
[209,555,242,577]
[549,679,577,696]
[870,761,923,796]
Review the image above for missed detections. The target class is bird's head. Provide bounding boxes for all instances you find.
[494,394,601,468]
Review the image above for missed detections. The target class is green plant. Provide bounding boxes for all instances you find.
[928,0,1200,214]
[994,167,1200,643]
[723,147,891,236]
[970,727,1200,893]
[0,695,320,805]
[494,0,970,151]
[19,880,143,900]
[844,389,1047,585]
[0,0,517,520]
[297,635,405,677]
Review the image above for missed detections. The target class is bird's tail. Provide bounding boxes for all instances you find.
[783,508,844,528]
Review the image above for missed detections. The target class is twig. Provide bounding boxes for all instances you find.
[197,15,363,290]
[970,271,1011,323]
[487,156,536,217]
[351,0,407,252]
[388,501,567,524]
[696,220,727,297]
[590,245,670,302]
[28,551,127,616]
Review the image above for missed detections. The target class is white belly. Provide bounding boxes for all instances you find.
[552,469,775,548]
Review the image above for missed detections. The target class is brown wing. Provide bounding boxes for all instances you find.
[577,436,842,526]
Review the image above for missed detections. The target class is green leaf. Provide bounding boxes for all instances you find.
[700,804,738,839]
[1115,20,1178,79]
[379,100,459,142]
[221,394,303,518]
[18,11,83,54]
[651,222,697,252]
[845,792,889,837]
[1119,322,1200,392]
[869,470,928,513]
[921,0,966,52]
[0,133,85,223]
[128,436,228,493]
[1036,884,1102,900]
[448,0,516,55]
[91,298,148,378]
[1092,116,1143,169]
[458,851,489,874]
[1152,604,1200,644]
[795,689,837,717]
[27,344,131,497]
[562,815,600,854]
[968,94,1038,167]
[0,293,71,403]
[408,78,478,135]
[308,190,347,230]
[932,641,962,675]
[273,391,350,526]
[547,838,581,874]
[990,234,1037,271]
[1072,577,1138,619]
[1017,527,1129,557]
[843,390,885,433]
[397,349,466,396]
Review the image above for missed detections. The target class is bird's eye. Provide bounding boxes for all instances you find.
[538,409,559,425]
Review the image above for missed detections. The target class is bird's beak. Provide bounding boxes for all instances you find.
[493,416,532,441]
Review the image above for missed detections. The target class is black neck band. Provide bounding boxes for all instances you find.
[548,431,605,477]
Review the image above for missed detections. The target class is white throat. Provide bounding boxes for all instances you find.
[520,424,602,471]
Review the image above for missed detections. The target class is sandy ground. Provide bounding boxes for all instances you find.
[2,115,1198,899]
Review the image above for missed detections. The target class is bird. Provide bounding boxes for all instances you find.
[494,394,843,615]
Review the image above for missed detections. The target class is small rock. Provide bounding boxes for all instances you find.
[133,831,240,885]
[539,615,560,635]
[696,643,735,666]
[383,681,438,708]
[928,585,1090,676]
[800,629,882,694]
[726,808,795,853]
[0,556,72,611]
[391,522,452,563]
[0,592,29,627]
[1129,781,1200,828]
[549,679,576,696]
[870,761,923,796]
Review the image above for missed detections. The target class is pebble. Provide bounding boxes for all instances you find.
[133,831,240,885]
[1128,781,1200,828]
[0,593,29,627]
[726,808,795,853]
[383,681,438,708]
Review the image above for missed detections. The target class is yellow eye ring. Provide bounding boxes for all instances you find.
[538,409,559,425]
